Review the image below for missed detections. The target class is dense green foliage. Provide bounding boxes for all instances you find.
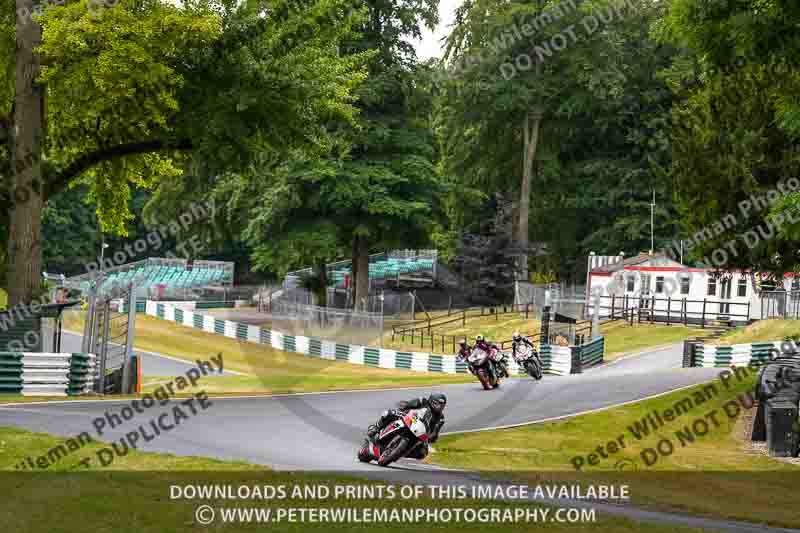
[3,0,799,302]
[664,0,800,277]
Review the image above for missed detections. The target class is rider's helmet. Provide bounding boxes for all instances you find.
[428,393,447,415]
[475,334,484,343]
[512,331,522,342]
[459,338,468,349]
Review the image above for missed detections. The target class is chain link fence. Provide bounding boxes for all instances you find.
[270,300,385,346]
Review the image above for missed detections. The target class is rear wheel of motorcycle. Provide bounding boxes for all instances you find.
[477,369,491,390]
[378,435,409,467]
[528,361,543,380]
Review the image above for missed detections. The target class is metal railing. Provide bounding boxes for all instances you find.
[590,294,751,327]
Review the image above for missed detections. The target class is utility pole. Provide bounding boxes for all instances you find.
[650,189,656,255]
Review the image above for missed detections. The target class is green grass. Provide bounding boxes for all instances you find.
[0,425,722,533]
[61,312,471,394]
[712,319,800,345]
[430,373,799,527]
[0,287,6,309]
[599,322,707,360]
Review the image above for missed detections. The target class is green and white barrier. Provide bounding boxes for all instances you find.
[0,353,96,396]
[693,341,783,368]
[575,337,605,368]
[145,301,586,377]
[539,344,573,376]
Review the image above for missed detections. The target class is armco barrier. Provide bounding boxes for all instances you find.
[570,337,604,374]
[145,301,587,377]
[0,353,96,396]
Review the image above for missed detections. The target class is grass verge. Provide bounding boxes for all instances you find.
[0,424,720,533]
[430,373,799,527]
[712,319,800,345]
[599,322,707,360]
[61,312,472,394]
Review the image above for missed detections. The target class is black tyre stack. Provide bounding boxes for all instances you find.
[752,354,800,457]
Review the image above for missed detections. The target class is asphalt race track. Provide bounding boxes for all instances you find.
[59,330,233,377]
[0,342,720,470]
[5,342,793,532]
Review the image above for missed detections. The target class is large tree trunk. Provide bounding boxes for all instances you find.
[352,236,370,311]
[313,260,327,307]
[350,237,359,308]
[519,112,541,282]
[7,3,44,307]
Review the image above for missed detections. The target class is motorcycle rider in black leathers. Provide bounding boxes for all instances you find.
[456,339,475,374]
[475,334,509,378]
[512,331,543,371]
[366,393,446,459]
[511,331,536,358]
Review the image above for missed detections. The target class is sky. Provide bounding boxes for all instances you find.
[411,0,462,60]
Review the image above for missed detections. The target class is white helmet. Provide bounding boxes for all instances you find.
[512,332,522,342]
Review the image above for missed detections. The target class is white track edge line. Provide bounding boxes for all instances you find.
[440,380,713,436]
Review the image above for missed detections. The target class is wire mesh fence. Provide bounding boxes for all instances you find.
[269,299,386,346]
[757,290,800,320]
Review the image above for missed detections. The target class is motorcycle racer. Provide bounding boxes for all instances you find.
[511,331,537,358]
[476,334,509,378]
[366,393,446,459]
[456,339,475,374]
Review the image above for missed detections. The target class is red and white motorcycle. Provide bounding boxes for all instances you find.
[357,408,431,467]
[467,346,502,390]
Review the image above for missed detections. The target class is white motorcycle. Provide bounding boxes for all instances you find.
[514,343,543,380]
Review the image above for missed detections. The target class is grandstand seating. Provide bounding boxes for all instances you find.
[64,258,234,295]
[290,252,437,289]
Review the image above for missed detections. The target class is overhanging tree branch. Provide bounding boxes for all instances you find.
[45,138,193,199]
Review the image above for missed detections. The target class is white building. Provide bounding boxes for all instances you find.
[585,252,799,325]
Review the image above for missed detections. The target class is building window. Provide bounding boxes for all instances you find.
[707,278,717,296]
[737,278,747,297]
[680,276,690,295]
[626,276,635,292]
[655,276,664,294]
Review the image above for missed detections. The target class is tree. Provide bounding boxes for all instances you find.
[439,0,678,282]
[663,0,800,277]
[451,193,517,304]
[0,0,368,306]
[439,0,647,281]
[219,0,444,310]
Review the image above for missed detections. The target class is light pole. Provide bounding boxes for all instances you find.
[99,242,110,274]
[379,291,385,348]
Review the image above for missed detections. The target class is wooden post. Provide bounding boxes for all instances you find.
[462,310,466,326]
[611,294,616,319]
[701,298,707,328]
[667,296,671,325]
[651,294,655,323]
[683,297,687,326]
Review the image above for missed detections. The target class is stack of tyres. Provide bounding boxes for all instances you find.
[752,355,800,450]
[765,396,799,457]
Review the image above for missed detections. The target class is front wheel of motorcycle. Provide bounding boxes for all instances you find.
[357,441,372,463]
[378,435,409,467]
[477,369,491,390]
